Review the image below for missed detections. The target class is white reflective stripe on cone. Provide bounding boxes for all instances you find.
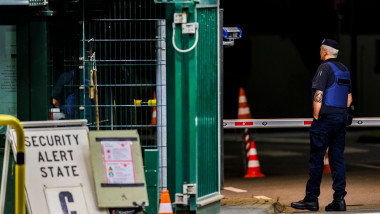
[152,110,156,117]
[247,149,257,156]
[248,160,260,167]
[324,158,329,165]
[239,95,247,103]
[238,107,250,115]
[159,203,173,213]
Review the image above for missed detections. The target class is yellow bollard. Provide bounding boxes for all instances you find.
[147,99,157,106]
[134,99,142,106]
[0,115,25,214]
[134,99,156,106]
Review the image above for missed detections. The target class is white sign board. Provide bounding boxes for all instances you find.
[44,186,89,214]
[9,128,107,214]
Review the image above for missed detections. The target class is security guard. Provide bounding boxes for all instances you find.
[52,69,76,118]
[291,39,353,212]
[52,68,92,119]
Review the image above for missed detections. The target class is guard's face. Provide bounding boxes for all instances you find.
[320,46,327,61]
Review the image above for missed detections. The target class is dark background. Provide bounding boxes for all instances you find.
[220,0,380,119]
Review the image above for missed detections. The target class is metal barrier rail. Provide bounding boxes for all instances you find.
[0,115,25,214]
[21,119,88,128]
[223,117,380,129]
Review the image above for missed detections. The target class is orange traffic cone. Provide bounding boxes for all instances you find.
[323,150,331,174]
[238,88,257,176]
[158,190,173,214]
[245,141,264,178]
[238,87,252,119]
[151,91,157,125]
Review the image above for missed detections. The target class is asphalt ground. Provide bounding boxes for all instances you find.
[221,128,380,213]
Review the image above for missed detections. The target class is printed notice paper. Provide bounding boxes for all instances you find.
[101,141,136,184]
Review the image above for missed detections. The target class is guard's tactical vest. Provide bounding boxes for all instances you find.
[323,62,351,108]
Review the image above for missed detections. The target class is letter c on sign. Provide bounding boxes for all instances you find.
[59,191,77,214]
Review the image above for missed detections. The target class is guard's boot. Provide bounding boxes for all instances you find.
[325,196,346,211]
[291,200,319,211]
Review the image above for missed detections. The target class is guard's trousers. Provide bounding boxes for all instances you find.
[304,113,348,202]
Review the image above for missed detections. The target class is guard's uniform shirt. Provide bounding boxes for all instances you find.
[52,70,75,102]
[52,70,75,116]
[312,58,352,115]
[305,58,351,202]
[52,70,92,118]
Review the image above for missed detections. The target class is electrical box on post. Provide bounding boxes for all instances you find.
[174,12,187,24]
[88,130,148,208]
[182,23,198,34]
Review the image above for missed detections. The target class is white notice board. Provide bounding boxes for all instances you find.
[8,127,107,214]
[88,130,148,208]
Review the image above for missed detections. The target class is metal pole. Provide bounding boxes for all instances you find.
[156,19,167,190]
[223,117,380,129]
[80,0,86,119]
[0,115,25,214]
[219,8,224,190]
[21,119,88,128]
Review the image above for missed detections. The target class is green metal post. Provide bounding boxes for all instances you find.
[144,149,159,214]
[30,19,49,120]
[173,1,185,201]
[167,0,199,211]
[166,2,176,203]
[186,1,198,211]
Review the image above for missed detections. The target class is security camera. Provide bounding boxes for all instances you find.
[223,27,242,47]
[223,27,242,40]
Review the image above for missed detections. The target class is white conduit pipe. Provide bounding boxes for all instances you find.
[172,23,199,53]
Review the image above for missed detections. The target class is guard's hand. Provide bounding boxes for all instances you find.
[347,105,354,126]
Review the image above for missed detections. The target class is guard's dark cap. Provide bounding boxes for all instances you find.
[322,38,340,50]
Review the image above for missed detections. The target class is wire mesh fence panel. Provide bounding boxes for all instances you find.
[49,0,167,189]
[83,0,167,189]
[84,0,164,133]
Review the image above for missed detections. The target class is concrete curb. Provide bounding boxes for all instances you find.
[220,197,285,214]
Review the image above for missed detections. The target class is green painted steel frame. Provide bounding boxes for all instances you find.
[7,17,49,122]
[29,19,49,121]
[196,7,219,199]
[166,0,220,212]
[144,149,159,214]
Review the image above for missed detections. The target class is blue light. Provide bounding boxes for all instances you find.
[223,27,242,40]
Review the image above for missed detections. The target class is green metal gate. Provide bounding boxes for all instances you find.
[165,0,222,212]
